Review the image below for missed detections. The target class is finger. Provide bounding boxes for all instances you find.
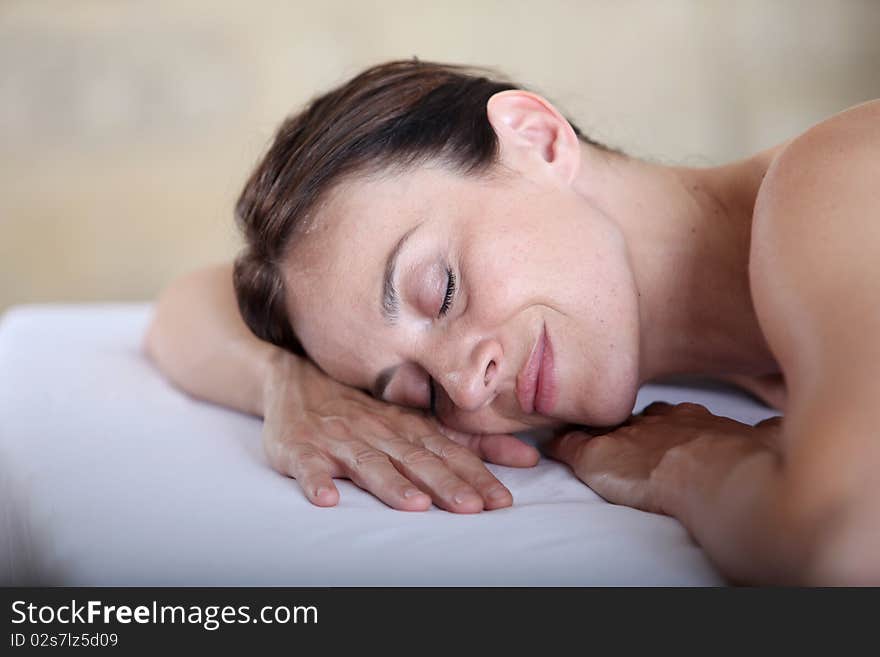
[754,416,784,448]
[385,440,485,513]
[675,402,710,415]
[277,443,341,507]
[434,424,540,467]
[420,435,513,510]
[544,430,591,466]
[638,401,674,416]
[468,434,541,468]
[755,416,783,429]
[331,441,433,512]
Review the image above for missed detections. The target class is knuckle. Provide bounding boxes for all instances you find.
[331,437,388,470]
[677,402,709,414]
[316,415,355,436]
[288,443,322,465]
[558,430,587,452]
[569,434,597,464]
[398,446,439,467]
[434,441,471,462]
[570,442,592,469]
[348,446,390,469]
[473,475,502,492]
[437,475,468,496]
[278,444,325,476]
[292,446,327,474]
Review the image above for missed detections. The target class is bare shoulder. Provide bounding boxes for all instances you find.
[749,99,880,416]
[754,98,880,234]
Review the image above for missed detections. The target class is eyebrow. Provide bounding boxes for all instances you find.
[373,222,424,400]
[381,222,423,325]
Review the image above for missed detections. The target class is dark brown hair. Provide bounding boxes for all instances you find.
[233,59,609,355]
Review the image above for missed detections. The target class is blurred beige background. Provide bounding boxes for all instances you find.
[2,0,879,314]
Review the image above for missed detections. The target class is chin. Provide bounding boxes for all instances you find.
[569,360,640,428]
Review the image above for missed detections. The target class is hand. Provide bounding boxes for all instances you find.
[262,352,540,513]
[545,401,782,516]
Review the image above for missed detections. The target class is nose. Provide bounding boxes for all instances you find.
[437,337,503,412]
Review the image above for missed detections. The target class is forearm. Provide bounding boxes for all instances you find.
[662,433,876,585]
[661,442,808,584]
[553,401,878,584]
[144,262,289,417]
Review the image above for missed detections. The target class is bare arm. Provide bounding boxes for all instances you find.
[144,263,539,513]
[739,101,880,581]
[144,262,278,417]
[549,101,880,583]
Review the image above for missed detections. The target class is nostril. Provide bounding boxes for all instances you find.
[484,359,497,385]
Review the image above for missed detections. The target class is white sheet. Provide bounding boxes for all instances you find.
[0,304,780,585]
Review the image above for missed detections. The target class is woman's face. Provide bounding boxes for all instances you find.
[284,160,642,434]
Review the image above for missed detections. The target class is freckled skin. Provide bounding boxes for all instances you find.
[287,164,642,434]
[152,91,880,573]
[286,93,880,444]
[282,91,798,436]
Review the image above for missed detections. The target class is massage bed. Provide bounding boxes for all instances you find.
[0,304,780,585]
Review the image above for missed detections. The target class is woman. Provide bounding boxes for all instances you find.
[145,60,879,584]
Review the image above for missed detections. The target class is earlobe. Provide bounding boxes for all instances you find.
[486,90,581,184]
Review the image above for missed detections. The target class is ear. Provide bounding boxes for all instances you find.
[486,90,581,184]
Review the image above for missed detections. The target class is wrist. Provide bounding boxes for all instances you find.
[650,433,768,528]
[649,441,693,522]
[259,346,302,418]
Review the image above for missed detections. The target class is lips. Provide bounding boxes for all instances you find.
[516,324,556,415]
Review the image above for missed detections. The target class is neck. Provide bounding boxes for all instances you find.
[575,145,783,385]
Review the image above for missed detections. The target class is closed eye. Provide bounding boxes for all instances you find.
[439,267,456,317]
[428,376,437,415]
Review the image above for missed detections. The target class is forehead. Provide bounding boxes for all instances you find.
[293,165,458,265]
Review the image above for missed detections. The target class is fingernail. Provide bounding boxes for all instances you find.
[454,492,480,506]
[403,488,423,499]
[488,486,509,501]
[315,486,329,498]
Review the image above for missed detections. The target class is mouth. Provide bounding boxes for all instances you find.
[516,324,557,416]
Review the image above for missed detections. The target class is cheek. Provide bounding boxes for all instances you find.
[557,263,642,424]
[386,365,431,409]
[465,204,592,306]
[461,235,544,317]
[292,301,386,392]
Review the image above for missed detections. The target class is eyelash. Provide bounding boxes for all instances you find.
[428,265,455,413]
[439,267,456,317]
